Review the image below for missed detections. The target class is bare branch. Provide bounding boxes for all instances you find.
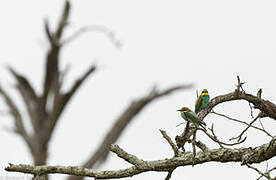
[55,1,70,41]
[236,75,245,92]
[197,90,276,121]
[211,111,273,138]
[43,1,71,103]
[248,102,254,118]
[160,130,179,157]
[44,19,53,43]
[8,67,38,101]
[110,144,145,165]
[257,88,262,100]
[246,164,271,180]
[164,169,175,180]
[230,112,264,142]
[0,85,34,154]
[62,25,122,48]
[6,137,276,179]
[8,67,40,132]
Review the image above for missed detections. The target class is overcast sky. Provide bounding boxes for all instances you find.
[1,0,276,179]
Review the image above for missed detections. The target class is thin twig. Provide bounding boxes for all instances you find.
[257,88,262,100]
[259,119,266,132]
[246,164,271,180]
[236,75,245,92]
[209,124,224,148]
[176,122,185,127]
[164,169,175,180]
[160,130,179,157]
[230,113,262,142]
[248,102,254,118]
[211,111,273,138]
[62,25,122,48]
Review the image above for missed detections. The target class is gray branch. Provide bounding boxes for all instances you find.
[5,137,276,179]
[0,85,34,154]
[198,90,276,121]
[8,67,40,132]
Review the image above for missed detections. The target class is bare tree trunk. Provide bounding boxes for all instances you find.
[0,2,192,180]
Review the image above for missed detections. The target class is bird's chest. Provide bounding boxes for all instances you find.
[181,113,187,120]
[202,96,209,104]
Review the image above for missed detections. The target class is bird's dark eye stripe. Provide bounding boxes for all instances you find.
[202,90,208,93]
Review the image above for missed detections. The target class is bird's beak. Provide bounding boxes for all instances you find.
[177,109,182,111]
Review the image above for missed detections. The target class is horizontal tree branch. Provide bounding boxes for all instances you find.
[6,137,276,179]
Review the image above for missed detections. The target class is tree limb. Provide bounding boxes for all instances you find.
[8,67,40,132]
[160,130,179,157]
[246,164,271,180]
[5,137,276,179]
[62,25,121,48]
[0,85,34,154]
[198,90,276,121]
[43,1,70,104]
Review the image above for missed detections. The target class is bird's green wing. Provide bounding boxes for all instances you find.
[195,95,203,114]
[185,111,198,124]
[186,111,206,127]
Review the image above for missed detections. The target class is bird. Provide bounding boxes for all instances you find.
[195,89,210,114]
[177,107,206,128]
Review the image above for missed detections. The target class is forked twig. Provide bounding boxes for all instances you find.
[230,112,263,142]
[211,111,273,138]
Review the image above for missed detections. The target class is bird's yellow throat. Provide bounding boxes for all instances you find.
[201,92,209,96]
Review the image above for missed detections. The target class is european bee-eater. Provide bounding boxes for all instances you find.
[195,89,210,114]
[177,107,206,128]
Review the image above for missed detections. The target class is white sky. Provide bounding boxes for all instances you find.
[0,0,276,179]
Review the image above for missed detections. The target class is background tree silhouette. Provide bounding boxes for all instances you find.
[0,1,191,180]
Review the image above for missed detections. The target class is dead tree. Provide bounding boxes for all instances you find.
[1,1,192,180]
[5,76,276,180]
